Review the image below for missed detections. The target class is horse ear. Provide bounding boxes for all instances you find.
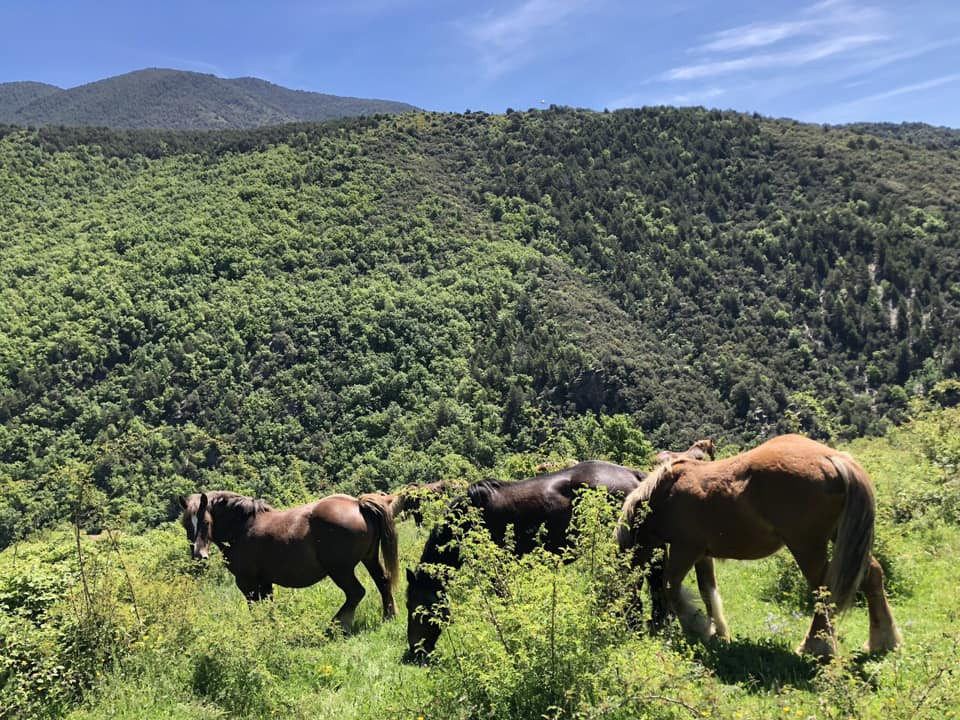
[178,495,187,509]
[198,493,208,513]
[406,567,416,584]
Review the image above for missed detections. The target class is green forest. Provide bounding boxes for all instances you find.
[2,108,958,542]
[1,108,960,719]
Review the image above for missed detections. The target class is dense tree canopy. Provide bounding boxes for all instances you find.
[1,107,957,541]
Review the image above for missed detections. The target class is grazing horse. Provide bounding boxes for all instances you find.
[405,460,653,661]
[655,438,716,465]
[617,434,902,657]
[392,481,454,526]
[178,491,399,632]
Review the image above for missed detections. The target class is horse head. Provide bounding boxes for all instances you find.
[178,492,213,560]
[404,566,448,663]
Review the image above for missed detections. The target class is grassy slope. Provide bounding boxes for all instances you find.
[1,419,956,720]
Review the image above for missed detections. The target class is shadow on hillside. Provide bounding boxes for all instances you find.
[694,637,819,691]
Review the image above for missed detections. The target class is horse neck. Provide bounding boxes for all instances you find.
[420,517,464,570]
[208,494,263,543]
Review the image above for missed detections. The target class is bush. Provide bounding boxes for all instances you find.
[415,488,642,719]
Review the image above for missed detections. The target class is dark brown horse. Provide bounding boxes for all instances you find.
[405,460,650,661]
[178,491,399,632]
[654,438,716,465]
[617,434,902,657]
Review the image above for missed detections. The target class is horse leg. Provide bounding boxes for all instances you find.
[329,568,366,634]
[623,545,661,631]
[861,555,902,653]
[646,545,669,629]
[235,576,264,604]
[362,557,397,620]
[664,544,713,642]
[789,543,838,658]
[694,557,730,640]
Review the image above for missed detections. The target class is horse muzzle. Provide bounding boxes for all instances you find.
[192,546,210,561]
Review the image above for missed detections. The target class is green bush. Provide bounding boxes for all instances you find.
[416,489,642,719]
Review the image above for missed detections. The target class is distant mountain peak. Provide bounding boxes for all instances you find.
[0,68,418,129]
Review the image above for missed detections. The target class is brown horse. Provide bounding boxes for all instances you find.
[654,438,716,465]
[178,491,399,632]
[617,434,902,657]
[405,460,662,661]
[392,481,454,526]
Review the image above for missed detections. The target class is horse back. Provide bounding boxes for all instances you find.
[661,435,857,557]
[562,459,645,498]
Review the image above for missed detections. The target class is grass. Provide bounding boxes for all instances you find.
[3,426,960,720]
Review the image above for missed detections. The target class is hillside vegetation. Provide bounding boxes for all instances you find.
[0,403,958,719]
[1,107,959,545]
[0,69,417,129]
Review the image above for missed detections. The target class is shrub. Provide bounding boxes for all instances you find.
[415,488,642,719]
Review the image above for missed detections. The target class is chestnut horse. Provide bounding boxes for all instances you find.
[178,491,399,632]
[655,438,716,464]
[617,434,902,657]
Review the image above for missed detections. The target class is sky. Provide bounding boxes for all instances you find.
[1,0,959,126]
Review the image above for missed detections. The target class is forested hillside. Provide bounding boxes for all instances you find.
[0,81,62,121]
[1,107,958,541]
[0,69,417,129]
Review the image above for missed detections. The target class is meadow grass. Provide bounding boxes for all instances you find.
[2,430,958,720]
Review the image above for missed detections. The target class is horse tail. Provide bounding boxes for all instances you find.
[825,454,875,612]
[616,462,674,551]
[358,494,400,592]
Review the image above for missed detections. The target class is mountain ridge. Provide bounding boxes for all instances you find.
[0,68,418,129]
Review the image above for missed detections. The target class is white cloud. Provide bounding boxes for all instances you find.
[664,33,885,81]
[464,0,589,78]
[699,20,817,53]
[822,72,960,117]
[659,0,889,83]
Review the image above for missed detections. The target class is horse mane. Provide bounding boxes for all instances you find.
[616,461,679,550]
[208,491,273,515]
[202,491,273,541]
[418,493,475,568]
[466,480,501,507]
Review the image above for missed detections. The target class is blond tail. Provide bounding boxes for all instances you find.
[825,455,875,611]
[358,494,400,591]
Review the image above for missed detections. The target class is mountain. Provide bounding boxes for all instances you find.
[841,121,960,150]
[0,107,958,540]
[0,68,418,129]
[0,81,62,122]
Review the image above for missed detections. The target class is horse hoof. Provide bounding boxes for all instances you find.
[797,637,836,659]
[866,627,903,654]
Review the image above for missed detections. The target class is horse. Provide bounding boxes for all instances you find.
[392,481,454,526]
[617,434,902,657]
[654,438,716,465]
[178,490,399,632]
[405,459,697,661]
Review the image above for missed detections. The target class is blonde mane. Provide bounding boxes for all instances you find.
[616,460,677,549]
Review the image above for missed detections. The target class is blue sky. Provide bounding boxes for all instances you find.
[2,0,959,126]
